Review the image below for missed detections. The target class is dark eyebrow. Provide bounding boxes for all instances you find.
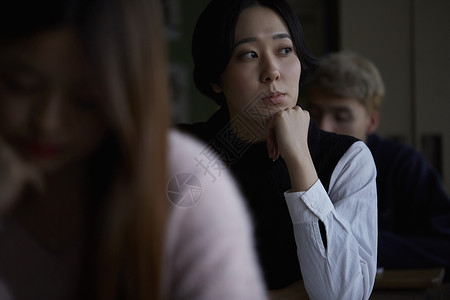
[233,32,292,49]
[233,37,258,49]
[273,33,292,41]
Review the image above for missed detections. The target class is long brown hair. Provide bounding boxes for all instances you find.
[82,0,170,299]
[1,0,170,298]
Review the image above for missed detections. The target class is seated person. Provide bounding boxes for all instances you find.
[0,0,268,299]
[179,1,378,299]
[304,51,450,276]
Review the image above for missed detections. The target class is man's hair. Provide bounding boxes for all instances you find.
[306,51,385,112]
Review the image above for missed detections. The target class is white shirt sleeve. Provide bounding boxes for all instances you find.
[284,141,378,300]
[163,130,268,300]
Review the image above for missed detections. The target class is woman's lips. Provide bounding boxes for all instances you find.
[24,141,63,158]
[262,92,286,105]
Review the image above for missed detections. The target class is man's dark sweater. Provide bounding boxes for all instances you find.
[367,134,450,273]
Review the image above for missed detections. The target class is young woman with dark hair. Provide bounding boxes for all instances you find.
[180,0,378,298]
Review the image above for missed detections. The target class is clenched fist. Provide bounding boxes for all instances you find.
[266,106,318,192]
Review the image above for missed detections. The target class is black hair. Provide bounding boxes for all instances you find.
[192,0,318,107]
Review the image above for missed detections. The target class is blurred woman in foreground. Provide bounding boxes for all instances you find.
[0,0,267,299]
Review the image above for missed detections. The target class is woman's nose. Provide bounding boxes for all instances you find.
[260,57,280,83]
[33,93,65,134]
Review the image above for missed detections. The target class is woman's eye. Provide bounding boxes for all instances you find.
[239,51,258,60]
[278,47,293,55]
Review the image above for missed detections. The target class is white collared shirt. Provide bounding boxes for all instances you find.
[285,141,378,300]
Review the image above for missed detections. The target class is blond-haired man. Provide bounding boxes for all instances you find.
[304,51,450,276]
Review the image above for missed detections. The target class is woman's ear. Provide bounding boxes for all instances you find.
[210,82,222,93]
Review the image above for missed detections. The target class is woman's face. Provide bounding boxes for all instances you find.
[0,29,109,174]
[214,5,301,137]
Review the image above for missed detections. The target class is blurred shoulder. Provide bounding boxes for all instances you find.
[163,130,265,300]
[168,129,206,163]
[167,129,245,211]
[165,129,253,256]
